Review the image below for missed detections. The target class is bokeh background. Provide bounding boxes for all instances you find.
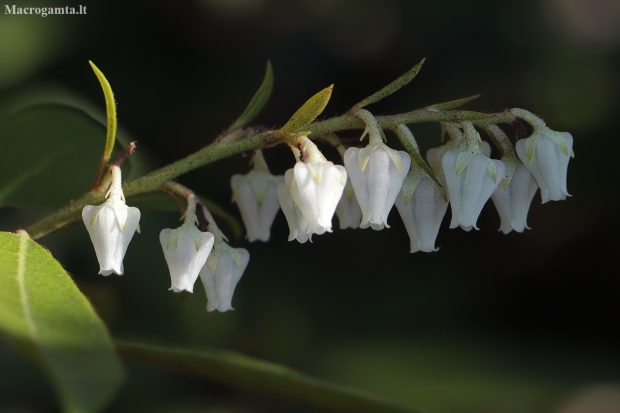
[1,0,620,412]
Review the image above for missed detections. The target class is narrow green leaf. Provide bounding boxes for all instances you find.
[0,231,124,413]
[351,59,425,111]
[116,340,420,413]
[427,94,480,111]
[280,85,333,134]
[127,193,244,240]
[0,104,107,208]
[227,61,274,132]
[89,62,117,170]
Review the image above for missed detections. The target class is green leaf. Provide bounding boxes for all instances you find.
[280,85,333,134]
[0,104,111,209]
[0,231,124,413]
[88,61,117,176]
[127,192,244,240]
[351,59,425,111]
[227,61,274,132]
[427,94,480,111]
[116,340,420,413]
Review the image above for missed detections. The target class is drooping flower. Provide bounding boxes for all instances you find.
[277,183,313,243]
[200,244,249,312]
[285,159,347,237]
[442,129,506,231]
[344,143,411,230]
[159,194,215,293]
[231,150,284,242]
[515,127,573,203]
[491,158,538,233]
[395,167,448,253]
[82,165,140,276]
[335,179,362,229]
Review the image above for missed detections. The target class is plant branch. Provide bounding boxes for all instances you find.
[25,107,515,239]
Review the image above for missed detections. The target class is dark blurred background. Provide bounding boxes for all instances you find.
[1,0,620,412]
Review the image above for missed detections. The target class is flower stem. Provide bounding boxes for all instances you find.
[24,106,515,239]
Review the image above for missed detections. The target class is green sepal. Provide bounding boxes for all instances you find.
[524,127,570,163]
[166,223,204,251]
[485,157,498,183]
[500,156,519,189]
[206,244,220,273]
[524,134,541,163]
[111,198,128,230]
[206,241,243,273]
[545,128,570,156]
[455,149,479,175]
[358,142,403,172]
[89,198,129,230]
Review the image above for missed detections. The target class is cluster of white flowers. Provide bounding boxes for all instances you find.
[83,170,248,312]
[81,108,572,314]
[231,109,574,254]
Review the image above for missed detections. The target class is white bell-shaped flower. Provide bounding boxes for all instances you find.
[82,166,141,276]
[200,244,250,312]
[442,141,506,231]
[395,169,448,253]
[335,179,362,229]
[515,127,573,203]
[231,151,284,242]
[491,160,539,234]
[286,159,347,236]
[277,183,313,243]
[159,195,215,293]
[344,143,411,230]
